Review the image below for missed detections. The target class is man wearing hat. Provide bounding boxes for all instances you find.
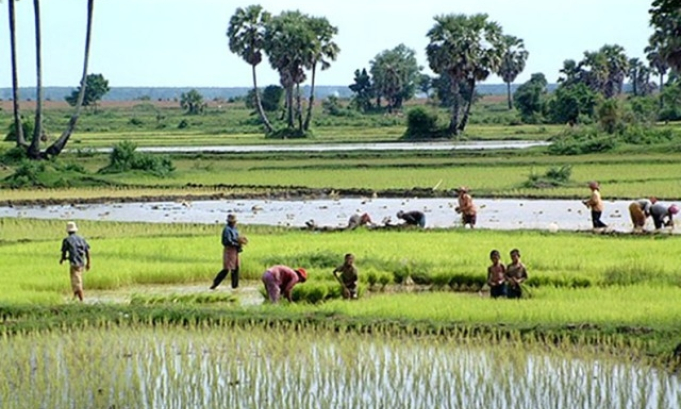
[210,214,246,290]
[59,221,91,302]
[261,265,307,303]
[454,186,477,228]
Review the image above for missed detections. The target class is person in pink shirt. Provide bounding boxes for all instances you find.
[261,265,308,303]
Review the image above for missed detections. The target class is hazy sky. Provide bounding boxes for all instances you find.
[0,0,653,88]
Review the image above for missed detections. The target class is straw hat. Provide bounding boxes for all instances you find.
[66,221,78,233]
[296,268,308,282]
[227,214,237,222]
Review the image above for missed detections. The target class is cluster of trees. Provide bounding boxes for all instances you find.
[227,5,339,137]
[6,0,96,159]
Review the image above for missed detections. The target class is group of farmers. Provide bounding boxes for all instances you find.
[582,181,678,232]
[58,183,676,303]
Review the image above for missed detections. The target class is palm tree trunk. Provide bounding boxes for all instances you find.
[46,0,94,157]
[448,76,460,137]
[303,62,317,131]
[28,0,43,159]
[506,81,513,110]
[286,86,294,128]
[659,73,665,109]
[296,82,303,133]
[9,0,27,148]
[458,80,476,133]
[251,64,273,133]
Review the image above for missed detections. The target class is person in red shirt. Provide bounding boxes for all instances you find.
[261,265,308,303]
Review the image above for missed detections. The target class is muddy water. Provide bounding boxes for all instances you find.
[2,197,677,233]
[82,140,550,154]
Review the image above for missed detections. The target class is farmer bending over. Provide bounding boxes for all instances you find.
[650,203,679,230]
[347,213,373,230]
[397,210,426,228]
[333,253,358,299]
[628,197,656,231]
[261,265,307,303]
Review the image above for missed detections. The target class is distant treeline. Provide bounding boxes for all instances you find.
[0,84,567,102]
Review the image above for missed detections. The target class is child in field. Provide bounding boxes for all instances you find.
[333,253,359,299]
[486,250,506,298]
[505,249,528,299]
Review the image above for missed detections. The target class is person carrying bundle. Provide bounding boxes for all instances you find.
[333,253,359,299]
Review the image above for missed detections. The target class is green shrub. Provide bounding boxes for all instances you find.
[403,107,442,139]
[3,160,46,188]
[548,127,617,155]
[4,118,33,142]
[523,165,572,189]
[99,141,174,176]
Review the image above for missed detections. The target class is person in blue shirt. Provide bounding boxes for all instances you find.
[210,214,246,290]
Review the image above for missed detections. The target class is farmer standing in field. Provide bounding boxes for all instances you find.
[59,222,91,302]
[505,249,528,299]
[210,214,247,290]
[582,181,607,230]
[347,213,374,230]
[649,203,679,230]
[261,265,308,303]
[333,253,359,299]
[396,210,426,228]
[455,187,477,228]
[628,197,657,231]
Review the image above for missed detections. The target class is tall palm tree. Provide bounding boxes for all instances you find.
[265,11,311,132]
[227,5,273,133]
[646,44,669,106]
[627,58,642,96]
[8,0,27,148]
[303,16,339,131]
[426,13,504,136]
[46,0,95,156]
[600,44,628,98]
[497,35,528,109]
[28,0,43,159]
[558,59,581,86]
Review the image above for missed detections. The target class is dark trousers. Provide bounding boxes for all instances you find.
[490,284,506,299]
[506,285,522,299]
[211,267,239,289]
[591,211,607,228]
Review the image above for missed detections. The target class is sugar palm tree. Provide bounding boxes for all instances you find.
[426,13,504,136]
[303,16,339,131]
[28,0,43,159]
[497,35,528,109]
[600,44,629,98]
[8,0,27,147]
[646,44,669,105]
[46,0,95,156]
[227,5,273,133]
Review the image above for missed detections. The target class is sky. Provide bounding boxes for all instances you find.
[0,0,654,89]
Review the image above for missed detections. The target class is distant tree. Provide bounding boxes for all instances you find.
[599,44,629,98]
[558,59,582,87]
[227,5,273,132]
[497,35,529,109]
[548,82,597,124]
[180,89,206,115]
[627,58,655,97]
[432,75,479,108]
[649,0,681,72]
[646,44,670,107]
[426,13,505,136]
[513,73,548,123]
[28,0,44,159]
[418,73,433,97]
[348,68,373,112]
[261,85,284,112]
[65,73,110,111]
[370,44,421,112]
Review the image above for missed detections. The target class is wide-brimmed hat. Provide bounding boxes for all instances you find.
[669,204,679,215]
[66,221,78,233]
[227,214,237,222]
[296,268,308,282]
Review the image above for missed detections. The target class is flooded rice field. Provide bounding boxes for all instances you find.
[2,197,677,233]
[1,327,678,409]
[81,140,550,154]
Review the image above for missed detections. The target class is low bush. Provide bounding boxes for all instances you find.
[522,165,572,189]
[99,141,175,176]
[403,107,445,139]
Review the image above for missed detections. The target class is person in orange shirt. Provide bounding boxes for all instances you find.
[455,186,477,228]
[582,181,607,229]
